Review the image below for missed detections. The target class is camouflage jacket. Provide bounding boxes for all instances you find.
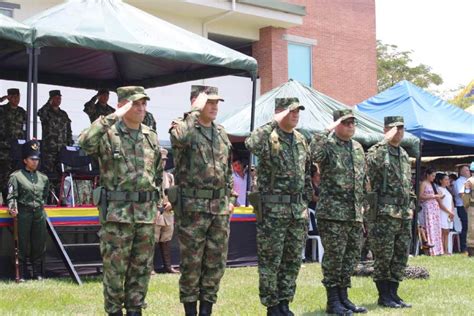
[170,110,233,215]
[366,141,413,219]
[78,113,163,224]
[83,98,115,123]
[38,104,73,151]
[310,132,366,222]
[7,168,49,210]
[245,121,312,219]
[143,111,156,130]
[0,103,26,158]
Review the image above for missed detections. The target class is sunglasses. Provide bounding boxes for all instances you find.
[341,119,357,126]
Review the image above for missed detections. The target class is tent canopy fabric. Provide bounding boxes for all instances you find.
[0,14,33,81]
[2,0,257,89]
[356,81,474,152]
[218,79,420,156]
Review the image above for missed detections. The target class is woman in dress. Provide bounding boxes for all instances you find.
[435,173,455,254]
[420,168,444,256]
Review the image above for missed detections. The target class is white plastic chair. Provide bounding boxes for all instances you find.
[307,234,324,263]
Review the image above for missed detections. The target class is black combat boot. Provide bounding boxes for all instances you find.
[184,302,197,316]
[326,287,353,315]
[126,310,141,316]
[388,281,411,308]
[267,305,282,316]
[278,300,294,316]
[199,300,213,316]
[338,287,367,313]
[375,281,401,308]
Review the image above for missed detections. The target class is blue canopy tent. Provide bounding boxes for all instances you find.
[356,80,474,156]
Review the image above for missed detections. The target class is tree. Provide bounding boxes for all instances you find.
[377,40,443,92]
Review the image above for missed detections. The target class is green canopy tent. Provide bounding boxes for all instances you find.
[219,79,420,156]
[1,0,257,137]
[0,14,34,137]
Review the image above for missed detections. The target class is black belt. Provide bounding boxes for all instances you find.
[261,194,302,204]
[106,191,158,203]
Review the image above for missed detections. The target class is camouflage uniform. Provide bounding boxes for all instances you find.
[83,90,115,123]
[38,90,73,196]
[170,85,233,309]
[0,88,27,204]
[142,111,156,130]
[7,140,49,280]
[310,109,367,314]
[245,98,312,311]
[78,86,162,314]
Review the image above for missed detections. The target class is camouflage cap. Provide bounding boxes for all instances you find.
[470,161,474,171]
[333,109,355,121]
[97,88,109,95]
[274,97,305,112]
[22,139,41,160]
[384,116,404,127]
[7,88,19,96]
[116,86,150,102]
[160,148,168,160]
[49,90,62,98]
[190,85,224,101]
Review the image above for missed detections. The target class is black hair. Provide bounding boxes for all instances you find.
[434,172,447,186]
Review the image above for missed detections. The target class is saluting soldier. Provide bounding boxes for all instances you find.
[79,86,162,316]
[83,88,115,123]
[170,85,234,316]
[38,90,73,199]
[366,116,413,309]
[245,97,312,316]
[0,88,27,204]
[310,109,368,315]
[7,139,49,281]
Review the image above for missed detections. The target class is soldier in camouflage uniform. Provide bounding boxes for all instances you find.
[245,97,312,316]
[38,90,73,201]
[7,139,49,281]
[79,86,162,316]
[0,88,27,204]
[170,85,234,316]
[142,111,156,130]
[366,116,413,309]
[83,89,115,123]
[310,109,368,315]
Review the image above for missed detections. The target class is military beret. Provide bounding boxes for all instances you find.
[49,90,62,98]
[275,97,305,112]
[22,139,41,160]
[384,116,404,127]
[97,88,109,95]
[7,88,19,96]
[160,148,168,160]
[333,109,355,121]
[116,86,150,102]
[190,85,224,101]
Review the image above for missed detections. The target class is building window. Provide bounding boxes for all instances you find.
[0,2,20,18]
[288,43,312,86]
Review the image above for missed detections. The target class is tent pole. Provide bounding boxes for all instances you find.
[32,48,40,139]
[412,140,423,255]
[26,47,33,141]
[246,76,257,206]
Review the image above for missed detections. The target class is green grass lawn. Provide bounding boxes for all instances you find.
[1,254,473,315]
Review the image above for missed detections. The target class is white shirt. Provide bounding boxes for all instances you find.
[233,171,248,206]
[454,176,467,207]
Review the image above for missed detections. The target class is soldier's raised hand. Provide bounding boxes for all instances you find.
[0,95,7,102]
[326,117,343,132]
[384,126,398,142]
[274,109,290,123]
[191,92,208,111]
[114,100,133,118]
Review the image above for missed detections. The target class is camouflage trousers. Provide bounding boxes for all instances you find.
[318,219,362,288]
[99,222,155,313]
[18,208,47,264]
[257,214,306,307]
[370,216,411,282]
[177,212,230,303]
